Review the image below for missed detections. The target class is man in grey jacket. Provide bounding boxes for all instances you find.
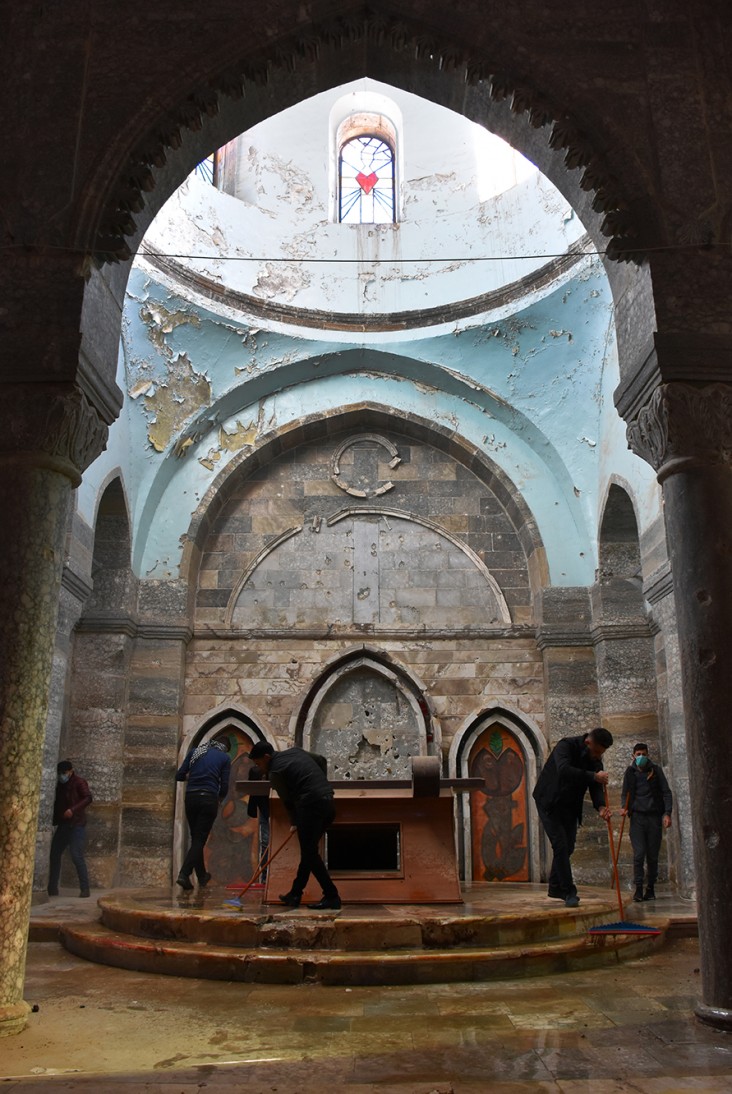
[249,742,341,911]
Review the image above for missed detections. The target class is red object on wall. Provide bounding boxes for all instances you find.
[356,171,378,194]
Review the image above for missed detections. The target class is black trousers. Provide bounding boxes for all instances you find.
[630,811,663,887]
[290,798,338,899]
[181,791,219,881]
[536,805,578,897]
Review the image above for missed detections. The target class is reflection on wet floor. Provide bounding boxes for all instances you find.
[4,932,732,1091]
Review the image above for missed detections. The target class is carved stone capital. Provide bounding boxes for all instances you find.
[626,382,732,480]
[0,384,108,484]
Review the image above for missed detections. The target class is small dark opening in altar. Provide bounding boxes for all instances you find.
[326,823,401,874]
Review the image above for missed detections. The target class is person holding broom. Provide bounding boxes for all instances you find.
[621,742,673,903]
[533,727,614,907]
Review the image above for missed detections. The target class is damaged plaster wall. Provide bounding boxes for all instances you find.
[145,79,585,316]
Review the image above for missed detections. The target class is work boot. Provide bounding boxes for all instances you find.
[643,885,656,901]
[633,886,644,902]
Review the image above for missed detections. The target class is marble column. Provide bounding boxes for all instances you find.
[625,379,732,1028]
[0,385,107,1037]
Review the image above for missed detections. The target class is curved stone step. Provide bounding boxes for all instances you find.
[61,919,667,986]
[97,890,626,952]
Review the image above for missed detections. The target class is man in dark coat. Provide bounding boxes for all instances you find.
[532,727,613,907]
[621,742,673,902]
[48,760,93,897]
[249,742,340,910]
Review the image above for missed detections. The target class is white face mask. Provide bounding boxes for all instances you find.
[59,773,71,784]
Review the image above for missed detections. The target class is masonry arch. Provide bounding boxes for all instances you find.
[449,706,546,884]
[296,648,438,780]
[75,7,658,435]
[174,706,270,886]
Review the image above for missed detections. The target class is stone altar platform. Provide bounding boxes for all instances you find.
[35,883,676,987]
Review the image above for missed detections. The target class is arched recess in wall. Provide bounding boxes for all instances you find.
[181,404,548,607]
[297,649,438,781]
[174,707,268,887]
[449,707,546,884]
[598,482,643,590]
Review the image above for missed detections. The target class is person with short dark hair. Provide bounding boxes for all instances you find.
[249,742,340,910]
[175,737,231,891]
[621,742,673,902]
[48,760,93,898]
[532,727,614,907]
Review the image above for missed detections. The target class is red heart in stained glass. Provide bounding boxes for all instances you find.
[356,171,378,195]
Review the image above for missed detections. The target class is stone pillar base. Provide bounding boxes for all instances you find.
[0,1000,31,1037]
[695,1002,732,1030]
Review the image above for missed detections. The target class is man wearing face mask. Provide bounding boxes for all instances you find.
[48,760,93,898]
[621,742,673,903]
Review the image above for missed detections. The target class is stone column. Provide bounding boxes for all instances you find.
[625,379,732,1028]
[0,385,107,1036]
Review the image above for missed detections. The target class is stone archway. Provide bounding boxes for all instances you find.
[174,712,266,887]
[300,654,432,781]
[450,709,545,884]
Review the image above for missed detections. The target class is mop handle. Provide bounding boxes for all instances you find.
[604,784,625,922]
[233,827,296,899]
[614,791,631,865]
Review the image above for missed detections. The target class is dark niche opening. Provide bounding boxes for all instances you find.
[326,823,401,872]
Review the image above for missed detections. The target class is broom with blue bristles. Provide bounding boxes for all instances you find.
[588,787,661,937]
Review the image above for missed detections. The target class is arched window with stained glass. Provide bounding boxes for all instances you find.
[339,134,396,224]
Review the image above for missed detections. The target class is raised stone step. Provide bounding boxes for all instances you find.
[61,918,666,986]
[96,889,628,952]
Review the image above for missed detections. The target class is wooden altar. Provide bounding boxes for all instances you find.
[239,758,482,904]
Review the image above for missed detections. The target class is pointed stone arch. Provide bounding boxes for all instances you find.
[297,648,438,781]
[449,706,546,883]
[174,706,270,885]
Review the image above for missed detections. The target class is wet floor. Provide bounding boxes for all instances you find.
[2,936,731,1091]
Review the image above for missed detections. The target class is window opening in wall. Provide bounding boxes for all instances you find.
[339,135,395,224]
[194,154,216,185]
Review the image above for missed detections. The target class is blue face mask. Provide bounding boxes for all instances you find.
[635,755,650,769]
[59,773,71,783]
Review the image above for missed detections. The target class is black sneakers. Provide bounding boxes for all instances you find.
[633,886,644,902]
[643,886,656,901]
[176,875,194,891]
[278,892,301,907]
[307,896,342,910]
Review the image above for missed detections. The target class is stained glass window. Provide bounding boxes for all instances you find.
[339,135,395,224]
[194,155,215,185]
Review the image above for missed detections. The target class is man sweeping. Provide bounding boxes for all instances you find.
[248,742,341,910]
[533,727,614,907]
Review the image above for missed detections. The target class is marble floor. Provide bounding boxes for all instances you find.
[3,926,731,1091]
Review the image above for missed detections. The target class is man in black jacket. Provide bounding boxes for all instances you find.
[532,727,613,907]
[249,742,340,911]
[620,742,673,902]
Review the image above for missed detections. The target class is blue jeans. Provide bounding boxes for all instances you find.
[49,825,89,893]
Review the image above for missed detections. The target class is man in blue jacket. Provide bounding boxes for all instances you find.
[175,738,231,890]
[532,727,613,907]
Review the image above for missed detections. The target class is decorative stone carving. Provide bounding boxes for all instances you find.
[626,382,732,479]
[0,385,108,484]
[331,434,401,497]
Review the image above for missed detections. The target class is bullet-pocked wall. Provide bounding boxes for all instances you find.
[53,79,673,891]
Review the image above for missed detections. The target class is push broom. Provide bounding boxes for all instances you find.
[223,828,296,908]
[587,786,661,937]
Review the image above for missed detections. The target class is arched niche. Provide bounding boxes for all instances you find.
[299,652,436,781]
[84,475,134,617]
[449,707,546,883]
[174,709,268,886]
[596,481,646,620]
